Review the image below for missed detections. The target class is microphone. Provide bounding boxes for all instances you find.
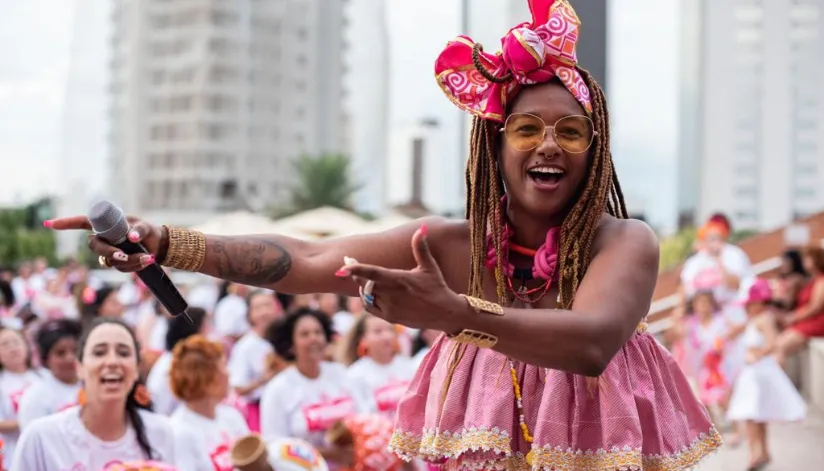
[88,201,190,318]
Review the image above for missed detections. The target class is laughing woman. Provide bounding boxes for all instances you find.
[51,1,720,469]
[11,318,176,470]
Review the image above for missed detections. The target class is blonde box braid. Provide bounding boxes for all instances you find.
[464,67,628,309]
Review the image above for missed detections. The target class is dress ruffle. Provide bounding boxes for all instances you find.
[388,330,722,471]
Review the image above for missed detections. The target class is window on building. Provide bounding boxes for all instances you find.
[794,187,816,198]
[735,186,758,198]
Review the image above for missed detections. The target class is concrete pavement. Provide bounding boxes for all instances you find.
[698,408,824,470]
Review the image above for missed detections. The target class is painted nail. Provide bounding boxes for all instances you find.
[128,231,140,242]
[140,255,155,266]
[113,252,128,262]
[42,220,53,228]
[420,223,428,237]
[335,268,350,277]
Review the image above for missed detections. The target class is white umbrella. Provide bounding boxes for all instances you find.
[191,211,314,239]
[271,207,368,239]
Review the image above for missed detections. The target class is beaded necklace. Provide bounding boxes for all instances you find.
[486,221,561,465]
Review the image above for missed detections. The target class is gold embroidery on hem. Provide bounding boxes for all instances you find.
[388,426,722,471]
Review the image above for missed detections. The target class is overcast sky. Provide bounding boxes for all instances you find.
[0,0,679,229]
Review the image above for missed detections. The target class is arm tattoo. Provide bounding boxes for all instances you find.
[209,236,292,286]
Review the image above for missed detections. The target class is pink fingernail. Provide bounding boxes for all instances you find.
[335,268,350,277]
[43,220,53,228]
[140,255,155,266]
[113,252,128,262]
[420,223,428,237]
[128,231,140,242]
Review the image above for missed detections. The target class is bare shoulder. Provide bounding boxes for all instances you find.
[592,214,659,268]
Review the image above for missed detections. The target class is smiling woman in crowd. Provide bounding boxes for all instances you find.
[12,317,176,470]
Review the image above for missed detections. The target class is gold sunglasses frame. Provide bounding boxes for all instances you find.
[499,113,598,154]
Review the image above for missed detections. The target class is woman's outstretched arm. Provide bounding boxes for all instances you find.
[49,215,451,297]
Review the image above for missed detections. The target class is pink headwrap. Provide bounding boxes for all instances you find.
[434,0,591,122]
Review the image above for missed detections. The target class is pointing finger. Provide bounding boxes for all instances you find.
[47,216,92,231]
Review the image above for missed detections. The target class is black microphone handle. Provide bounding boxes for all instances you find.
[112,239,189,316]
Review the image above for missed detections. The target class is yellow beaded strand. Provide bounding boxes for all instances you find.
[509,360,534,466]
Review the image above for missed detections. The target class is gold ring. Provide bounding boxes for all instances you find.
[98,255,111,268]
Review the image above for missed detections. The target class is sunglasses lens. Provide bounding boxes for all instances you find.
[504,114,546,151]
[554,116,595,153]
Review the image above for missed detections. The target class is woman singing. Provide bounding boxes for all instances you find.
[50,1,719,468]
[12,318,176,470]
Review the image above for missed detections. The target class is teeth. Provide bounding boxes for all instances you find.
[529,166,564,174]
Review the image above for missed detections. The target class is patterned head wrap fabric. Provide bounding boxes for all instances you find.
[435,0,591,122]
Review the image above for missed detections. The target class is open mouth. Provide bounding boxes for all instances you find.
[101,374,124,386]
[527,166,565,188]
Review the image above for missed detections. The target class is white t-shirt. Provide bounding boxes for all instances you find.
[11,406,176,471]
[346,356,416,416]
[229,331,274,402]
[214,295,250,338]
[171,404,249,471]
[17,372,80,428]
[259,362,374,446]
[146,352,179,416]
[148,316,169,352]
[681,244,752,304]
[0,369,42,466]
[331,311,355,336]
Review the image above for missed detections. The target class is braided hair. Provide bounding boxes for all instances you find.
[465,68,628,308]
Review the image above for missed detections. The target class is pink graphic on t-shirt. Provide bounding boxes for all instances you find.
[9,385,31,414]
[691,266,723,292]
[301,395,355,433]
[209,442,233,471]
[374,379,410,413]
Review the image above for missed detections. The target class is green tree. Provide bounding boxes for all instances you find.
[276,153,361,217]
[0,206,57,266]
[659,227,697,272]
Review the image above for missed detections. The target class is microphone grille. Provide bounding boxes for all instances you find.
[89,201,129,243]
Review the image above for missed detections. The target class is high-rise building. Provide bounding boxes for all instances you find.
[109,0,349,225]
[678,0,824,230]
[344,0,390,216]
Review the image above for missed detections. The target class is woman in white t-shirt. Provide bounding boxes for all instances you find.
[12,317,177,470]
[169,335,250,471]
[260,308,374,468]
[18,318,83,428]
[342,315,416,418]
[228,291,283,432]
[146,308,209,415]
[0,327,42,467]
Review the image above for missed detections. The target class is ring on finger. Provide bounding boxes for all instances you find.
[363,292,376,307]
[363,280,375,296]
[98,255,112,268]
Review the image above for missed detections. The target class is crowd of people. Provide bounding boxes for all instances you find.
[0,260,433,470]
[667,213,824,470]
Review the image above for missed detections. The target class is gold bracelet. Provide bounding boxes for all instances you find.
[449,329,498,348]
[461,294,505,316]
[161,225,206,272]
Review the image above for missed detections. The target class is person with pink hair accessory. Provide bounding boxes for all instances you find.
[49,1,721,469]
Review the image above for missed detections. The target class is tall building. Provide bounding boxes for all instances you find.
[344,0,390,216]
[109,0,349,225]
[58,0,111,257]
[678,0,824,230]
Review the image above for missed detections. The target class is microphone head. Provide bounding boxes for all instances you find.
[89,201,129,244]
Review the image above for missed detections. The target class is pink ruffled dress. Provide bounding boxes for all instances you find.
[388,230,722,470]
[389,328,721,471]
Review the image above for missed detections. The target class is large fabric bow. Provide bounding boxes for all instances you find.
[435,0,591,122]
